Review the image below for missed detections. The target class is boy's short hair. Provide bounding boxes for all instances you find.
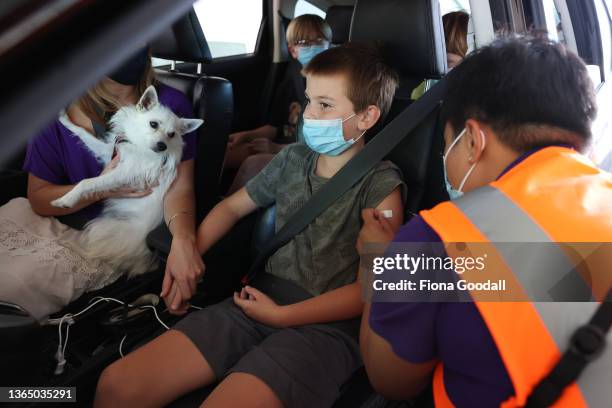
[302,43,399,118]
[286,14,332,45]
[441,35,597,152]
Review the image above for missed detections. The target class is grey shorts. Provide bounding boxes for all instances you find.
[173,298,362,408]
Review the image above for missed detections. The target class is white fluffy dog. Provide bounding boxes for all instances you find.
[52,85,203,277]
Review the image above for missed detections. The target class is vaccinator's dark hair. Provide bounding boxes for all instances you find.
[441,35,597,152]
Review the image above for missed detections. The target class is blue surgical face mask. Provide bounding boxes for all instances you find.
[443,128,486,200]
[303,113,366,156]
[297,44,328,67]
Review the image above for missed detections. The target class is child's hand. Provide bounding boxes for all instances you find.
[161,236,205,311]
[228,133,248,147]
[357,208,395,254]
[161,276,190,315]
[248,138,280,154]
[233,286,288,328]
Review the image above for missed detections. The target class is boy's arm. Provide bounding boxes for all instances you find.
[196,187,259,254]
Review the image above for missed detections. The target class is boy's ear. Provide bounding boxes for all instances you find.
[359,105,382,131]
[180,118,204,134]
[137,85,158,110]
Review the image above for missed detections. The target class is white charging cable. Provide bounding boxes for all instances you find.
[47,296,169,374]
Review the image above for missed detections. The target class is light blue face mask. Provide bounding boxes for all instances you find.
[443,128,486,200]
[303,113,366,156]
[297,44,328,67]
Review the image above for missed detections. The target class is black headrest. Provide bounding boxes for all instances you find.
[325,6,354,44]
[349,0,446,79]
[150,9,212,63]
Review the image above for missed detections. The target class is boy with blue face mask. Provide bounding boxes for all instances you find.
[95,43,405,408]
[224,14,332,178]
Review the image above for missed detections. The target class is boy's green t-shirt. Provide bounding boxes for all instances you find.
[246,143,407,295]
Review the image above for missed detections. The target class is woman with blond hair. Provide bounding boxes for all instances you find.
[0,47,203,320]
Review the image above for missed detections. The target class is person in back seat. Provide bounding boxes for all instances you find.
[224,15,332,192]
[0,47,203,320]
[359,36,611,407]
[411,10,469,100]
[95,43,405,408]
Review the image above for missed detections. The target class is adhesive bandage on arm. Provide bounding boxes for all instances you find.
[380,210,393,219]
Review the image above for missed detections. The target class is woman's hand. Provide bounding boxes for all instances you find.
[233,286,288,328]
[161,235,205,313]
[94,152,156,201]
[357,209,396,255]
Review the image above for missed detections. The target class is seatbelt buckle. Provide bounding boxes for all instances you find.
[569,324,607,361]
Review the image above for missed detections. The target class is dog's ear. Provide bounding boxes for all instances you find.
[180,118,204,134]
[137,85,158,110]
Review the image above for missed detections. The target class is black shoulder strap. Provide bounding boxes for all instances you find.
[526,287,612,407]
[245,77,448,281]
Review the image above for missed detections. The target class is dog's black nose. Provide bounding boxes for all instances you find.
[156,142,167,152]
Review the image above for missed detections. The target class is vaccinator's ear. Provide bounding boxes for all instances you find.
[137,85,158,110]
[180,118,204,134]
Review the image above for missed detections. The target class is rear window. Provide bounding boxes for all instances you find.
[294,0,326,18]
[193,0,263,58]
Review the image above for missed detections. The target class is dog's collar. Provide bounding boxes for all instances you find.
[115,135,130,145]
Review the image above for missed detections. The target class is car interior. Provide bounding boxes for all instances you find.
[0,0,610,406]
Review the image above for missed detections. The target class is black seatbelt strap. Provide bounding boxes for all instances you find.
[526,287,612,408]
[244,77,448,281]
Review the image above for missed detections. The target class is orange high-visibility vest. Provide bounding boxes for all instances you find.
[420,146,612,407]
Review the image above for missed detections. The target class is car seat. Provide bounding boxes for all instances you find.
[151,8,234,221]
[325,5,354,46]
[351,0,449,215]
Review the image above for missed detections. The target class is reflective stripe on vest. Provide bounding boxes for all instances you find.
[420,147,612,407]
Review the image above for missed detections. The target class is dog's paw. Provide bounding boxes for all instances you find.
[51,194,78,208]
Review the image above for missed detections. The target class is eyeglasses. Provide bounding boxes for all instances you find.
[294,38,328,47]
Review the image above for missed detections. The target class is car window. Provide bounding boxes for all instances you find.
[440,0,470,15]
[541,0,565,43]
[594,0,611,83]
[294,0,326,18]
[193,0,263,58]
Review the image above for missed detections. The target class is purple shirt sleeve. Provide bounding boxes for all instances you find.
[369,215,443,363]
[157,84,198,161]
[23,122,68,185]
[368,217,515,407]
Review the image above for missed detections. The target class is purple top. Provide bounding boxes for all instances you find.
[23,84,197,222]
[369,147,568,407]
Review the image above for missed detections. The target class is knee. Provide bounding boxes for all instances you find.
[94,361,137,407]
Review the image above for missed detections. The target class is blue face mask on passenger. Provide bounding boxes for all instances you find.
[297,44,328,67]
[443,128,486,200]
[303,113,366,156]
